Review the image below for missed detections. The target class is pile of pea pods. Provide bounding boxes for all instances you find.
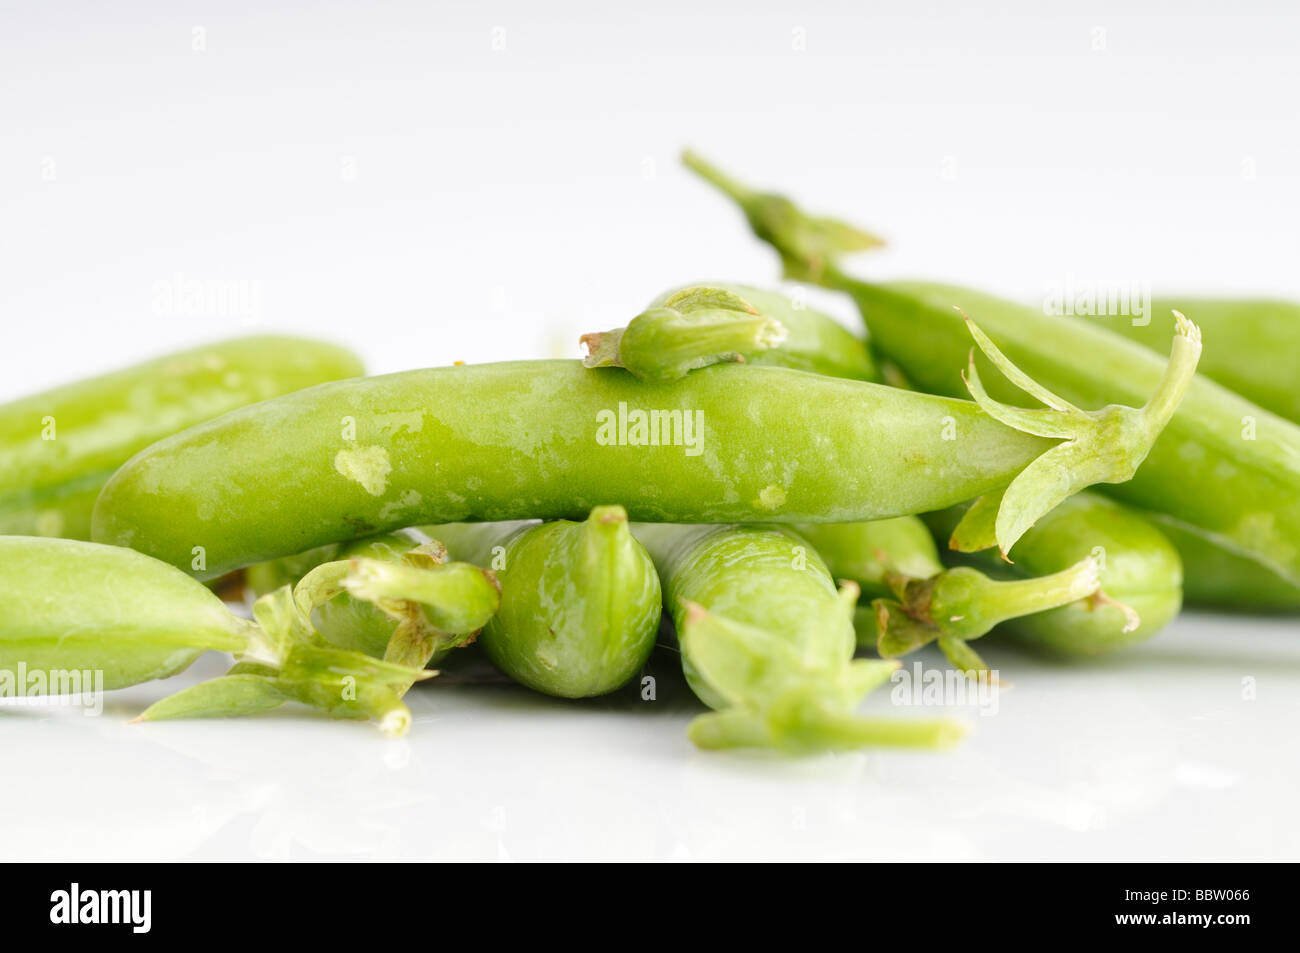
[3,154,1298,753]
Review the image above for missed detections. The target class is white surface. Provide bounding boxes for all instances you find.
[2,2,1299,862]
[3,611,1297,862]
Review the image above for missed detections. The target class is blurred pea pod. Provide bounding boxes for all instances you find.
[634,522,963,753]
[1143,514,1300,612]
[0,335,362,539]
[1085,299,1300,425]
[0,536,431,734]
[427,506,661,698]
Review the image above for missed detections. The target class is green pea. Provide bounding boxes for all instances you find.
[634,523,963,752]
[686,152,1300,587]
[1086,299,1300,425]
[428,506,661,698]
[92,359,1060,578]
[582,283,877,382]
[0,335,362,540]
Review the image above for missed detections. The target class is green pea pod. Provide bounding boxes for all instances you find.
[1086,299,1300,425]
[1143,514,1300,611]
[251,530,501,680]
[797,518,1103,674]
[0,536,430,733]
[95,344,1191,580]
[427,506,662,698]
[0,536,258,691]
[925,492,1184,655]
[682,153,1300,589]
[582,283,877,382]
[0,335,362,540]
[634,523,964,753]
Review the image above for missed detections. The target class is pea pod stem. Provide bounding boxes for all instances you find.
[255,533,500,698]
[582,286,788,382]
[925,492,1184,656]
[584,282,877,383]
[960,310,1201,556]
[872,559,1104,677]
[138,583,435,734]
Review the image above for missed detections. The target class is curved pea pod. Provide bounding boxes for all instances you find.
[683,154,1300,588]
[634,523,964,753]
[1144,514,1300,612]
[927,491,1184,655]
[581,283,877,382]
[427,506,661,698]
[0,536,256,691]
[797,518,1103,676]
[0,335,363,540]
[1086,299,1300,424]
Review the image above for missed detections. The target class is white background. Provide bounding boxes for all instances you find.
[2,1,1298,861]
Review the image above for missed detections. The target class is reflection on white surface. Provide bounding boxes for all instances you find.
[3,612,1296,861]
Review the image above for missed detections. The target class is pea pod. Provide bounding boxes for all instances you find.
[796,518,1103,673]
[607,276,1190,657]
[94,339,1192,580]
[1086,299,1300,424]
[634,523,963,753]
[924,491,1184,655]
[582,283,877,382]
[0,536,429,734]
[1143,514,1300,611]
[427,506,661,698]
[249,530,500,670]
[684,152,1300,587]
[0,335,362,539]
